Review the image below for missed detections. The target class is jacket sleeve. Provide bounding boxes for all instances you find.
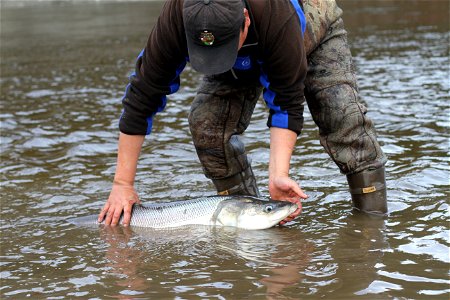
[259,2,307,135]
[119,0,188,135]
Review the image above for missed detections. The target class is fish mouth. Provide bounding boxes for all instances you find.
[287,203,298,214]
[269,204,298,224]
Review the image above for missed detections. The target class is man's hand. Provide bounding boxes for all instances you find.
[268,127,307,225]
[98,133,144,226]
[98,182,140,226]
[269,176,308,225]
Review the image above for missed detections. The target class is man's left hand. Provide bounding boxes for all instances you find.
[269,176,308,225]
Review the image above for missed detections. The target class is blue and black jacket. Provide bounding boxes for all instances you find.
[120,0,307,135]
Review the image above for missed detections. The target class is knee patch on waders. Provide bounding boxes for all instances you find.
[307,84,385,174]
[308,84,367,135]
[188,88,257,180]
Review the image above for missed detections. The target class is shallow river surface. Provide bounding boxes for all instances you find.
[1,0,449,299]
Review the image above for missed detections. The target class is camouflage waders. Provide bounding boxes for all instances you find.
[188,76,263,196]
[303,0,387,214]
[189,0,388,214]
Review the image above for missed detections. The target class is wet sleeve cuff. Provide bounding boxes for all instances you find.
[267,110,304,135]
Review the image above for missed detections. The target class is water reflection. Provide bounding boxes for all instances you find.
[95,225,314,299]
[100,226,149,299]
[213,227,313,299]
[93,213,391,299]
[332,214,389,296]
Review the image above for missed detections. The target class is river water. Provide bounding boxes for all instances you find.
[1,0,449,299]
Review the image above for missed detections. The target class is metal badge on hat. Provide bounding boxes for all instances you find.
[200,30,215,46]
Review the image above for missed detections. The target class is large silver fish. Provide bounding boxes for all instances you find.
[68,195,298,230]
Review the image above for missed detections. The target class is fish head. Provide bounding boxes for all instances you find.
[214,197,298,230]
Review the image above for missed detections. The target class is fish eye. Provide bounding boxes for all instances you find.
[264,205,273,213]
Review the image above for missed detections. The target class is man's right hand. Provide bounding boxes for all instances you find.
[99,133,144,226]
[98,182,140,226]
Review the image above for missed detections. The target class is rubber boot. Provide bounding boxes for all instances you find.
[346,167,388,215]
[212,167,261,197]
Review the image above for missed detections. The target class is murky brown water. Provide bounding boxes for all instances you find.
[1,0,449,299]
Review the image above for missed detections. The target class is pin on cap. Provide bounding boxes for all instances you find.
[200,31,215,46]
[183,0,244,75]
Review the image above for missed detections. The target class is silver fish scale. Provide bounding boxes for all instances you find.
[128,196,229,227]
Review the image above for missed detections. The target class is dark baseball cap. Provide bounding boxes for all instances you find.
[183,0,244,75]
